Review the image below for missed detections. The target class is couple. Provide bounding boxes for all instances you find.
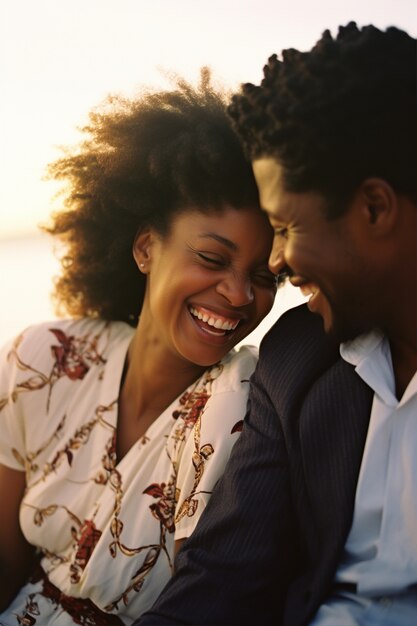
[1,21,416,626]
[135,21,417,626]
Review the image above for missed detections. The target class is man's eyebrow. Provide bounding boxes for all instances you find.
[198,232,237,251]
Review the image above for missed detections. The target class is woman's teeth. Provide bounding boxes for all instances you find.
[189,307,239,331]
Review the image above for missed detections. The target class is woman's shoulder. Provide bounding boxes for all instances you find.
[2,318,134,368]
[212,344,259,394]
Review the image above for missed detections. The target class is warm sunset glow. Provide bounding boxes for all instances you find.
[0,0,415,346]
[1,0,415,237]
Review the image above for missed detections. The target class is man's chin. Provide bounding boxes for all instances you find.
[317,308,368,343]
[325,318,369,344]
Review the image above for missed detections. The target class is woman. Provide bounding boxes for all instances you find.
[0,72,276,625]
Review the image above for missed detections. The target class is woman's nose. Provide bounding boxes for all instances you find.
[216,274,254,307]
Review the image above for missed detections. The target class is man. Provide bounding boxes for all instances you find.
[135,22,416,625]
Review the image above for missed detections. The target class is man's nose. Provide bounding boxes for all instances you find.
[268,242,286,275]
[216,273,254,307]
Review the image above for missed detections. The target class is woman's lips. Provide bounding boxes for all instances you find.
[188,305,241,335]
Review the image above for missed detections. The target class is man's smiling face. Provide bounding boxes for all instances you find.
[252,157,379,342]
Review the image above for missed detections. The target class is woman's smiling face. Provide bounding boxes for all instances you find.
[135,205,276,367]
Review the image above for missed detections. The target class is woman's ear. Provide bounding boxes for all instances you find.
[133,227,155,273]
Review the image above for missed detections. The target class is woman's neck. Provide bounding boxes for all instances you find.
[116,324,206,459]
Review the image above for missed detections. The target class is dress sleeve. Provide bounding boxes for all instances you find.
[0,333,28,470]
[0,323,58,471]
[174,346,257,540]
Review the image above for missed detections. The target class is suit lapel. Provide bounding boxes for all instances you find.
[299,358,373,557]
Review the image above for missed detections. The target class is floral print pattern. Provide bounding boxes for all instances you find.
[0,319,257,625]
[1,325,107,416]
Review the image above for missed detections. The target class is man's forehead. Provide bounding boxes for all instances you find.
[252,158,285,217]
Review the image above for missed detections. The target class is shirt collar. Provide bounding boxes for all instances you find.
[340,330,417,407]
[340,330,396,406]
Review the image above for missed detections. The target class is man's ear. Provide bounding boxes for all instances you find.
[132,227,155,273]
[359,178,399,236]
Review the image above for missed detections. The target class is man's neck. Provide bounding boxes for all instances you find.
[389,334,417,399]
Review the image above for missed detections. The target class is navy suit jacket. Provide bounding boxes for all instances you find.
[135,304,373,625]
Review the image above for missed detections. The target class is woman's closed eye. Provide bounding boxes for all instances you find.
[197,252,226,267]
[197,251,276,289]
[252,268,278,289]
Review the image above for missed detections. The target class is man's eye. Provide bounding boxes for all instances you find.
[274,227,288,239]
[197,253,225,267]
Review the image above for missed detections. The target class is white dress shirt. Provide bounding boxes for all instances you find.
[336,329,417,595]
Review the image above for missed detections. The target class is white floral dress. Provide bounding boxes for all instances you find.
[0,318,257,625]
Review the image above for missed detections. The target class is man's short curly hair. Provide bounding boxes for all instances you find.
[229,22,416,216]
[44,70,259,325]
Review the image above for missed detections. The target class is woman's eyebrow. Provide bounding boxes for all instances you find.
[198,232,237,251]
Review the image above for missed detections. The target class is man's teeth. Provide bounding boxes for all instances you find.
[189,307,239,331]
[300,285,318,298]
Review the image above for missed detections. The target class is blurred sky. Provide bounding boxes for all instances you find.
[1,0,416,238]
